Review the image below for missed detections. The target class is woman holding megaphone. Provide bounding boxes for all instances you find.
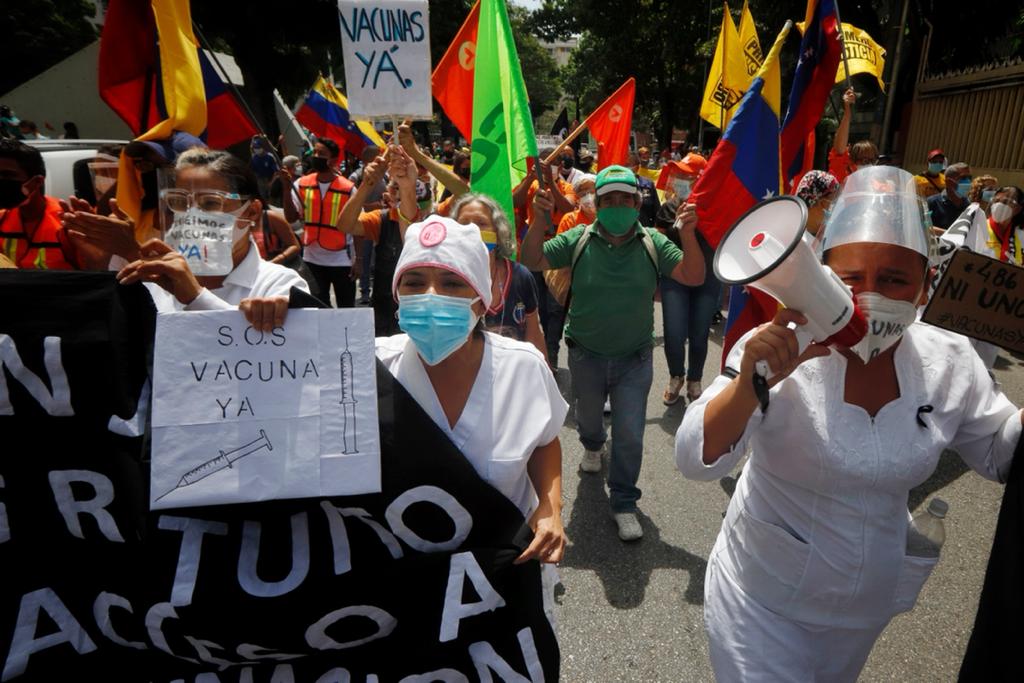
[676,166,1023,682]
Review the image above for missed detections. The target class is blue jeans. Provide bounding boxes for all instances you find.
[660,273,722,380]
[568,344,654,513]
[359,239,374,298]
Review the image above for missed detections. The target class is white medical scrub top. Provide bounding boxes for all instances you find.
[145,238,309,312]
[376,331,568,517]
[676,322,1021,629]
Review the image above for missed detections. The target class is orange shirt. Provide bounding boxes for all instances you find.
[526,177,577,228]
[557,208,592,234]
[435,195,455,217]
[358,207,400,243]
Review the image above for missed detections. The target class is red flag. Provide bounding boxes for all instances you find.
[431,0,480,141]
[586,78,635,170]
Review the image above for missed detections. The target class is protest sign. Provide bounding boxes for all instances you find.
[928,203,989,300]
[0,273,559,682]
[151,309,380,509]
[337,0,433,120]
[922,249,1024,353]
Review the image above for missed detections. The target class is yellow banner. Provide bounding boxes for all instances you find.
[700,3,749,130]
[738,1,763,78]
[796,20,886,91]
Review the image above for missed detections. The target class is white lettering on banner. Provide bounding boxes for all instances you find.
[314,669,352,683]
[0,335,73,416]
[385,486,472,552]
[48,470,125,543]
[439,553,507,643]
[158,515,230,606]
[305,605,398,650]
[93,592,147,650]
[0,475,8,544]
[184,636,236,671]
[235,644,304,662]
[145,602,199,664]
[151,309,380,510]
[237,513,311,598]
[320,502,405,576]
[108,378,149,437]
[398,670,470,683]
[2,588,98,682]
[337,0,433,120]
[269,664,297,683]
[468,627,544,683]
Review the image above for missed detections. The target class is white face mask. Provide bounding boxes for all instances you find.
[849,291,918,363]
[164,205,251,276]
[580,192,596,213]
[990,202,1014,225]
[672,178,692,200]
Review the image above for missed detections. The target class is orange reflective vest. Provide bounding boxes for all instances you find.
[298,174,353,251]
[0,196,78,270]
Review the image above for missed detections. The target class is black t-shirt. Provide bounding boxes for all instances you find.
[485,260,539,341]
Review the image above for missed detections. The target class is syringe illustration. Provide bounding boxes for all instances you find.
[340,328,358,454]
[156,429,273,501]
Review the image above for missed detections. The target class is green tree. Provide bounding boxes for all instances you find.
[1,0,97,95]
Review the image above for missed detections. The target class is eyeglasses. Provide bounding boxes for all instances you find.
[161,188,248,213]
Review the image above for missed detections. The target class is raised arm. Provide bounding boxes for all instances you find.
[669,202,706,286]
[389,145,421,241]
[520,189,554,271]
[336,155,387,237]
[833,87,856,155]
[398,119,469,197]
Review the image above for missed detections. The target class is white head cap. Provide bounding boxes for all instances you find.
[392,216,493,308]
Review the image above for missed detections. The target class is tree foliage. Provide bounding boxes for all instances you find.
[0,0,98,95]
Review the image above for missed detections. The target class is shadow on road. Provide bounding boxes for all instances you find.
[560,467,707,609]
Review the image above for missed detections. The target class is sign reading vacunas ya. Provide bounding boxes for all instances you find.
[923,249,1024,353]
[151,308,381,509]
[337,0,433,120]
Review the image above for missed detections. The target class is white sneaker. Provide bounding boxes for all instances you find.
[613,512,643,541]
[580,448,603,473]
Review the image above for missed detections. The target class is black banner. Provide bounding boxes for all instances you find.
[0,272,558,682]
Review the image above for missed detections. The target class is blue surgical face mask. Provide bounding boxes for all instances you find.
[956,179,972,199]
[398,293,480,365]
[927,161,943,175]
[982,189,997,203]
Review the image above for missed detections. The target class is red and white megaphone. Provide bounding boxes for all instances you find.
[714,196,867,378]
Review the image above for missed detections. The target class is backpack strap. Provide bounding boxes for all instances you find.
[637,228,661,279]
[562,226,661,312]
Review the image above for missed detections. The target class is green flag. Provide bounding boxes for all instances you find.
[470,0,538,221]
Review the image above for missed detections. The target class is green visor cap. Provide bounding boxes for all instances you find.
[595,165,638,196]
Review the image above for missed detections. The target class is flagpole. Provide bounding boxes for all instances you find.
[543,79,632,164]
[832,0,853,89]
[192,22,276,158]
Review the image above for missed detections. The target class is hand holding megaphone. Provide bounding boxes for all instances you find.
[715,197,868,404]
[742,310,831,383]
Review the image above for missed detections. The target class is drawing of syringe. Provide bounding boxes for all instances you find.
[340,328,358,454]
[155,429,273,502]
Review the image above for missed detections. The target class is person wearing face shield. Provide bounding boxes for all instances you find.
[115,148,309,329]
[675,166,1023,682]
[376,216,568,620]
[0,138,82,269]
[926,161,973,231]
[522,165,705,542]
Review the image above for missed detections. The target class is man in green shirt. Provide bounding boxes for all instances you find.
[522,165,705,541]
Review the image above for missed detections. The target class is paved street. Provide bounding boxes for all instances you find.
[550,307,1024,682]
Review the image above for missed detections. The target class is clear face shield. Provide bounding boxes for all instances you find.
[157,167,253,276]
[816,166,935,261]
[86,154,120,200]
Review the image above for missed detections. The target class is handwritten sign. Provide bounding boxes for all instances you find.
[151,308,380,509]
[163,209,236,276]
[337,0,432,120]
[922,249,1024,353]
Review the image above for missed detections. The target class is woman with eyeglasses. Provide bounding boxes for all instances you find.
[116,149,309,329]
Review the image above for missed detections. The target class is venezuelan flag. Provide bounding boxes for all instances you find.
[688,21,792,363]
[295,76,385,154]
[780,0,842,190]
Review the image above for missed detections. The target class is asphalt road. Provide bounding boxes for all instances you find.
[549,308,1024,682]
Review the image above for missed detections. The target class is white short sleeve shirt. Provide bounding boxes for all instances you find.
[376,332,568,517]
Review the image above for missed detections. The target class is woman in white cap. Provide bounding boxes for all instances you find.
[376,216,568,574]
[676,166,1023,682]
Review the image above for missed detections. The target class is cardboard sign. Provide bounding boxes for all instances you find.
[922,249,1024,352]
[337,0,432,120]
[151,308,381,509]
